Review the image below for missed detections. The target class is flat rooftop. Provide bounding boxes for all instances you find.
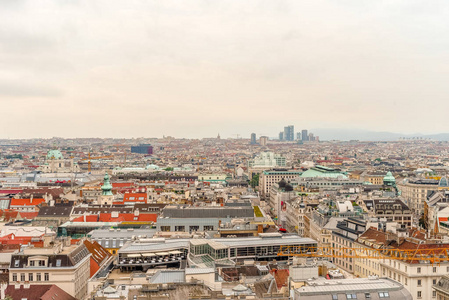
[296,277,405,295]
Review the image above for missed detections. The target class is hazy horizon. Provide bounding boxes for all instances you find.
[2,1,449,139]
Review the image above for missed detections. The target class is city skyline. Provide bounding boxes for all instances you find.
[2,1,449,299]
[2,1,449,138]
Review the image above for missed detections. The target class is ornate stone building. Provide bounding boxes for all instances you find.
[40,150,80,173]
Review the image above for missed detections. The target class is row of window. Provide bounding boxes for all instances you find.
[15,259,62,268]
[331,292,390,300]
[12,272,49,282]
[127,197,145,200]
[160,225,215,232]
[385,260,449,273]
[417,291,437,299]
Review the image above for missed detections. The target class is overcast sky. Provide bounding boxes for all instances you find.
[1,0,449,139]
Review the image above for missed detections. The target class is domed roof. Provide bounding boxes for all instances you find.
[232,284,248,292]
[383,171,395,184]
[145,164,160,170]
[440,176,449,187]
[46,149,63,160]
[285,183,293,192]
[278,178,287,188]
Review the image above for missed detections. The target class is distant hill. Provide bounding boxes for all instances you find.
[310,128,449,141]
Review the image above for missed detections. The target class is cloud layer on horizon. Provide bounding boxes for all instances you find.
[1,0,449,138]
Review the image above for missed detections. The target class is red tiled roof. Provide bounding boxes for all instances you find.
[409,228,426,239]
[19,212,39,220]
[135,214,158,222]
[83,240,112,277]
[112,182,135,188]
[5,284,76,300]
[0,209,19,221]
[0,234,44,247]
[90,257,101,278]
[71,215,99,222]
[10,198,45,206]
[270,269,289,290]
[0,244,20,251]
[123,193,147,202]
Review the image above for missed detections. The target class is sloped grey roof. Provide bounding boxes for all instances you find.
[149,270,185,284]
[435,274,449,293]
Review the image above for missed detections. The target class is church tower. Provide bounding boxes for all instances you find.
[98,173,114,205]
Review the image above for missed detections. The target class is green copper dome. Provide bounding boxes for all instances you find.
[46,149,63,160]
[101,173,113,196]
[383,171,396,185]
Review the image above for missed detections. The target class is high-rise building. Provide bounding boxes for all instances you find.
[301,130,308,141]
[260,136,268,146]
[284,125,294,141]
[296,132,301,140]
[131,144,153,155]
[279,132,284,140]
[250,133,257,145]
[248,152,286,168]
[309,133,314,141]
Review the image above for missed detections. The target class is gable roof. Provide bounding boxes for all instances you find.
[0,209,19,221]
[10,198,45,207]
[37,206,72,218]
[71,215,99,222]
[270,269,289,290]
[83,240,112,277]
[5,284,76,300]
[18,212,39,220]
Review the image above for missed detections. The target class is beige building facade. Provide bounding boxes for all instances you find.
[9,244,91,300]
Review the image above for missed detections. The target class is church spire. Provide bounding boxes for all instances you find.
[101,173,113,196]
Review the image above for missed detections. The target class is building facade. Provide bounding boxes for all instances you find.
[284,125,294,141]
[397,178,440,215]
[9,243,91,300]
[301,130,308,141]
[354,227,449,300]
[259,170,302,200]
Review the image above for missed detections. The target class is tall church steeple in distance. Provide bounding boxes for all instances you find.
[101,173,113,196]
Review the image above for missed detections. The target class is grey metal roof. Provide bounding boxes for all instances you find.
[162,206,254,218]
[185,268,215,275]
[296,278,407,295]
[37,206,72,217]
[323,217,345,230]
[118,235,316,254]
[89,228,156,239]
[119,240,190,253]
[434,274,449,293]
[210,235,316,247]
[156,218,222,226]
[149,270,185,284]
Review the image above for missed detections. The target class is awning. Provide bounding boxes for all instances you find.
[169,250,182,254]
[127,254,141,258]
[156,252,169,256]
[143,253,156,257]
